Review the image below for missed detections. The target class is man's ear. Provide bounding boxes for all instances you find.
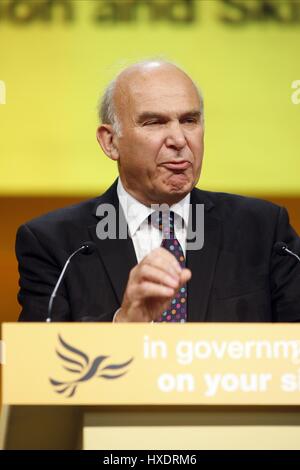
[96,124,119,161]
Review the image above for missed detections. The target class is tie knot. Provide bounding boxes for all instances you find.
[148,210,175,238]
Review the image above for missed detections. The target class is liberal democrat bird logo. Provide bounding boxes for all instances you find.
[49,335,134,398]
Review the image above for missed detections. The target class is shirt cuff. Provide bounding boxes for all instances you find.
[112,308,122,322]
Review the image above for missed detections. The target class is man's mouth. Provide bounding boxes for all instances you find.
[161,161,191,171]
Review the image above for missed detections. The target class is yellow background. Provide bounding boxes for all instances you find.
[0,0,300,196]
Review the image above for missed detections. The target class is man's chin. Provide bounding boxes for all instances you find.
[167,174,192,194]
[157,179,193,204]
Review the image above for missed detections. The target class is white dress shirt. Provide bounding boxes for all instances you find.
[117,178,190,262]
[113,178,191,322]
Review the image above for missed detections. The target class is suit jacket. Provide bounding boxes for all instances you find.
[16,180,300,322]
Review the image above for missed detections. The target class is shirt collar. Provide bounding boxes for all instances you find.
[117,178,190,237]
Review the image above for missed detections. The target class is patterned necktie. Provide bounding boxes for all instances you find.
[148,210,187,323]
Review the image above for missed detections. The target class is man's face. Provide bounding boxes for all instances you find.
[113,66,204,206]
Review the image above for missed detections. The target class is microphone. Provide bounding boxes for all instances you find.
[46,241,96,322]
[273,241,300,263]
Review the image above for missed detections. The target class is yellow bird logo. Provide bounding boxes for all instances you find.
[49,335,134,398]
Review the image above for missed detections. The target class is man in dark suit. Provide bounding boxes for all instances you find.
[16,60,300,322]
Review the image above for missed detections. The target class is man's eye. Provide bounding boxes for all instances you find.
[144,121,161,126]
[183,118,197,124]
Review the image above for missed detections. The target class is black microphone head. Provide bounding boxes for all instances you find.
[80,241,96,255]
[273,241,288,256]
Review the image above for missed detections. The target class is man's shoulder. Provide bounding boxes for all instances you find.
[24,196,100,230]
[19,180,118,235]
[193,187,282,218]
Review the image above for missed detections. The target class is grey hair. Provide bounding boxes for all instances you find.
[98,59,204,136]
[99,77,122,135]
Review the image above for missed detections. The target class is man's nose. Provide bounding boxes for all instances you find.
[165,121,186,150]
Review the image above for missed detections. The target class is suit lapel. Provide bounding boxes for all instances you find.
[88,180,137,306]
[186,189,222,322]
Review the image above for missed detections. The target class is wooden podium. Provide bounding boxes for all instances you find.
[1,323,300,450]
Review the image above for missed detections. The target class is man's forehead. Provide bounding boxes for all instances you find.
[114,64,200,116]
[132,73,197,95]
[125,62,192,85]
[133,87,200,114]
[136,75,198,99]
